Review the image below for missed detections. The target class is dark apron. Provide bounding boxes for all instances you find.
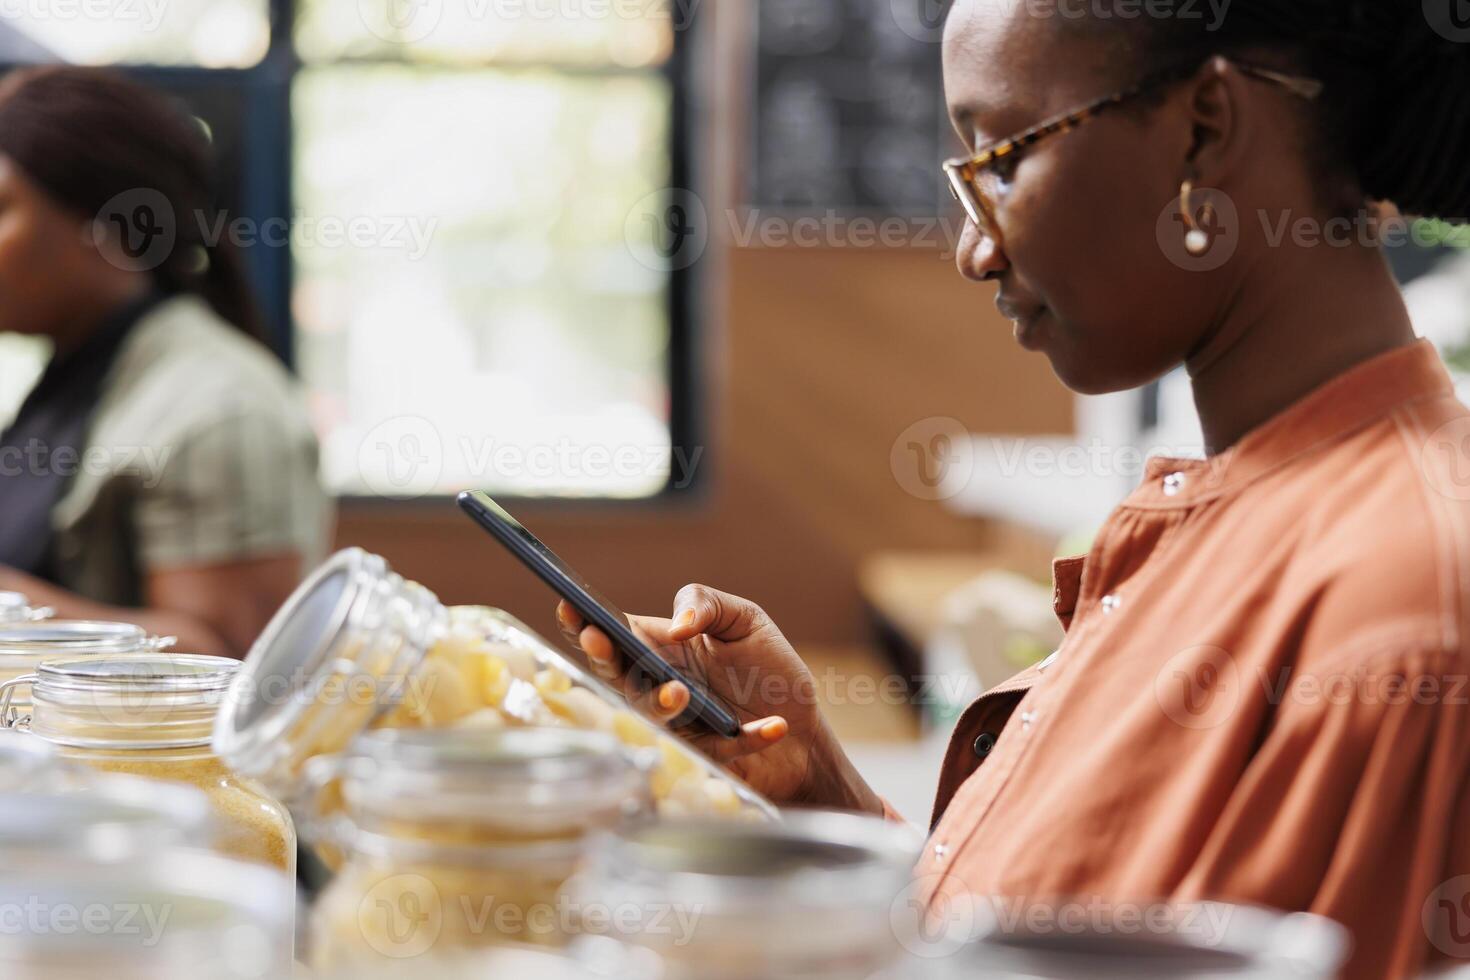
[0,292,164,582]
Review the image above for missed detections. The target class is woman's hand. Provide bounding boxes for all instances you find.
[556,584,884,815]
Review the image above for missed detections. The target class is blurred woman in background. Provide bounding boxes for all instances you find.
[0,66,331,657]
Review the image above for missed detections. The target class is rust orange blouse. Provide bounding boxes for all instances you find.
[913,340,1470,978]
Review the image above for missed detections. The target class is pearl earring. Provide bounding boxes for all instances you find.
[1180,179,1213,256]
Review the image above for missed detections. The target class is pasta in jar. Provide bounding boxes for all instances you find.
[212,550,776,826]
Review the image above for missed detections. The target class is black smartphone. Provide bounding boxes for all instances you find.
[457,490,741,739]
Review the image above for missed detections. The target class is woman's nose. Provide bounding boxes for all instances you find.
[956,218,1007,282]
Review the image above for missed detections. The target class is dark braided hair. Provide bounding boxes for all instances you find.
[0,65,267,341]
[1081,0,1470,220]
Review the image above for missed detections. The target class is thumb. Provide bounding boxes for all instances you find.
[669,584,768,642]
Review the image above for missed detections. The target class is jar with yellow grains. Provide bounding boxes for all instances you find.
[307,726,652,968]
[0,654,295,875]
[0,620,171,721]
[212,549,776,830]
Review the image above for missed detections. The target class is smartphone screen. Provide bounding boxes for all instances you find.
[457,490,741,738]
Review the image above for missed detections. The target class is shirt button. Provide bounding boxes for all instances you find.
[973,732,997,759]
[933,841,949,862]
[1020,710,1037,731]
[1163,472,1186,496]
[1101,594,1122,615]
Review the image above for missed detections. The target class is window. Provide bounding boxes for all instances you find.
[0,0,271,66]
[0,0,696,499]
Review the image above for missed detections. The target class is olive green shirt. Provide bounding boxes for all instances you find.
[50,296,332,606]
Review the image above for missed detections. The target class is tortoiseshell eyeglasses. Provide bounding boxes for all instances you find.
[942,59,1324,248]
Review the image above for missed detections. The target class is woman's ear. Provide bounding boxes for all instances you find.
[1181,56,1249,189]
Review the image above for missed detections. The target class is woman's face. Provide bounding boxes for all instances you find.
[0,155,115,339]
[943,2,1225,394]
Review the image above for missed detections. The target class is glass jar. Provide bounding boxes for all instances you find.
[213,548,776,822]
[948,900,1349,979]
[0,848,295,979]
[568,813,921,980]
[315,946,598,980]
[0,620,172,718]
[308,726,652,969]
[0,775,216,863]
[0,726,71,786]
[1,654,296,875]
[0,590,48,624]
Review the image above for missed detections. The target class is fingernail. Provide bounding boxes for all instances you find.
[761,718,786,740]
[659,685,678,710]
[674,608,695,628]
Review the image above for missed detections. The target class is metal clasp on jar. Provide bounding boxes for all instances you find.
[0,673,39,730]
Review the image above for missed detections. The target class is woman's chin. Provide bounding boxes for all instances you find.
[1043,346,1131,396]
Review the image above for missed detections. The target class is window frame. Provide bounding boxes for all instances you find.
[3,0,704,503]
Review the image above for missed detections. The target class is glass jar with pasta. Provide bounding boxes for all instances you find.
[307,726,651,968]
[212,549,776,828]
[0,654,295,876]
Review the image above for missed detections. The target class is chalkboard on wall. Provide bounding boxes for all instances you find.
[749,0,954,217]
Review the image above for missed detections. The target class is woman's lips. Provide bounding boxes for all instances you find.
[997,295,1047,350]
[1013,311,1045,350]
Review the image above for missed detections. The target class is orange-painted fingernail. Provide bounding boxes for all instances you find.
[761,718,786,740]
[674,609,695,628]
[658,685,679,710]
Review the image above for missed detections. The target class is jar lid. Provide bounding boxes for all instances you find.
[0,728,67,783]
[0,620,153,656]
[337,727,650,832]
[213,548,444,791]
[584,811,919,912]
[0,776,215,859]
[961,902,1350,978]
[27,655,239,750]
[34,653,238,695]
[0,849,294,977]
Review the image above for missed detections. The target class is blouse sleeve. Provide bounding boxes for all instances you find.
[1175,645,1470,979]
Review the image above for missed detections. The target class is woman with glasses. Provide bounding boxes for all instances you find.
[559,2,1470,975]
